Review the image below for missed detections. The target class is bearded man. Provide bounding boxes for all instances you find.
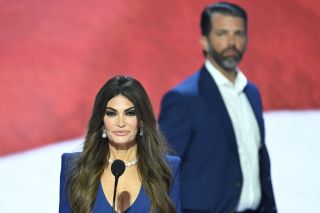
[158,2,277,213]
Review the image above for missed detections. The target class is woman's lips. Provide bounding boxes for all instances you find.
[113,131,130,136]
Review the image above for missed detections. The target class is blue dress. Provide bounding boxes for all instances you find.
[92,181,150,212]
[59,152,181,213]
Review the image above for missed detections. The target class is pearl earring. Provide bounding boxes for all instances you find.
[102,127,107,138]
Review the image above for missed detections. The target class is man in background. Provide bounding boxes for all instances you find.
[158,2,277,212]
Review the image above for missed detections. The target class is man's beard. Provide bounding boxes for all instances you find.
[208,45,245,72]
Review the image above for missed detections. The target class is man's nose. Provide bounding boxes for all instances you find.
[227,35,236,46]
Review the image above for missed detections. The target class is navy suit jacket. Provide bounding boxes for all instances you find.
[59,152,181,213]
[158,67,277,212]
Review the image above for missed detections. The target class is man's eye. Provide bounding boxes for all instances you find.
[235,31,246,37]
[217,31,226,36]
[105,110,116,117]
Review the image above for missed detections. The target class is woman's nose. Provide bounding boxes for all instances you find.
[116,115,126,127]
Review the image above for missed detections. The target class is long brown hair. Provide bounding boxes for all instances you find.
[67,75,175,213]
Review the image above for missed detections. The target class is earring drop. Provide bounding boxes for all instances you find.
[102,127,107,138]
[139,121,144,136]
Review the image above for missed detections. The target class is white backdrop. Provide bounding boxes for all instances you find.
[0,110,319,213]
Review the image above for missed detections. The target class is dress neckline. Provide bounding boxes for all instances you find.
[99,181,143,213]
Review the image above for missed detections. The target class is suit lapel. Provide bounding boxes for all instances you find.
[244,85,265,142]
[198,66,237,146]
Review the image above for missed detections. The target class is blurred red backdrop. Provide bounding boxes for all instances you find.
[1,0,319,155]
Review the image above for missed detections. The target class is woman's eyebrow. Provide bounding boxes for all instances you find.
[124,107,135,112]
[105,107,135,112]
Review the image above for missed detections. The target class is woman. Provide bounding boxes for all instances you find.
[59,76,180,213]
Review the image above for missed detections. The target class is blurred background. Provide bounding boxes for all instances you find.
[0,0,319,212]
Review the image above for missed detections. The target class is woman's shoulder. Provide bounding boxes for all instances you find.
[61,152,81,169]
[62,152,81,160]
[165,154,181,170]
[165,154,181,163]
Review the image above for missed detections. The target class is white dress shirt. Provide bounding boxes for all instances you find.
[205,59,262,211]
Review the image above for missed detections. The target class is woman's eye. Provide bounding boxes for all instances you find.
[105,110,116,117]
[125,110,136,116]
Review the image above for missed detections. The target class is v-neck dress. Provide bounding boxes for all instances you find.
[59,152,181,213]
[92,181,150,212]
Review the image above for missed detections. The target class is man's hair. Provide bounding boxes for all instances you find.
[200,2,247,36]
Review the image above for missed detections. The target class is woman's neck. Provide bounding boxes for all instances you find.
[108,142,138,162]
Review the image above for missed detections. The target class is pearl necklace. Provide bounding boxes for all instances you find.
[108,158,138,167]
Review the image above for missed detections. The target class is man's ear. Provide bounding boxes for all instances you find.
[199,35,209,52]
